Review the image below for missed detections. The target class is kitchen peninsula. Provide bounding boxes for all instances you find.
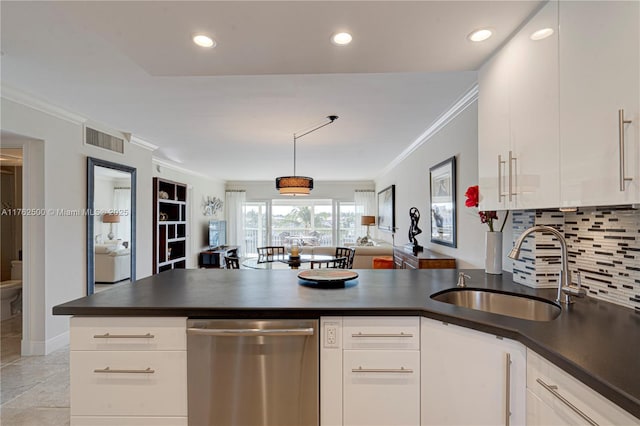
[54,269,640,425]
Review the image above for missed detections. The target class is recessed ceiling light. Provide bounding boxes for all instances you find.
[331,32,353,46]
[468,29,493,42]
[530,28,554,41]
[193,34,216,48]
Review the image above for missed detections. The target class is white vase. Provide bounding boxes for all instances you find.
[485,231,503,274]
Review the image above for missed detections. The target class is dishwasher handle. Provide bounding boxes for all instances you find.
[187,327,315,337]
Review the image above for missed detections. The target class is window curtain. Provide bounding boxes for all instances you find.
[113,187,131,244]
[354,190,376,239]
[225,190,246,256]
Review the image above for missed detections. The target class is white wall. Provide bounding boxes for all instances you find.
[375,101,513,270]
[1,97,153,354]
[152,162,225,268]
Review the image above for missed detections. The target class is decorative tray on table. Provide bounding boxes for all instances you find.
[297,270,358,288]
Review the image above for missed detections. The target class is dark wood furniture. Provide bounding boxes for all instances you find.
[199,246,240,269]
[153,178,187,274]
[310,257,348,269]
[224,256,240,270]
[393,247,456,270]
[257,246,286,261]
[335,247,356,269]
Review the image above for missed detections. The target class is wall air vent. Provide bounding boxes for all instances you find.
[84,126,124,154]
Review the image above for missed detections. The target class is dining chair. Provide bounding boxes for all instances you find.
[224,256,240,270]
[335,247,356,269]
[257,246,285,262]
[310,257,348,269]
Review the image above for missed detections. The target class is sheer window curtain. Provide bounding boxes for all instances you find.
[225,190,246,256]
[354,190,376,239]
[113,187,131,244]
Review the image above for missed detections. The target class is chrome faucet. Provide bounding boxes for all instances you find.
[508,225,586,304]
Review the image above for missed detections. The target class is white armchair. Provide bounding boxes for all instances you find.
[94,244,130,283]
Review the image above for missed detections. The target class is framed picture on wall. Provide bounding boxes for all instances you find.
[430,156,456,247]
[377,185,396,232]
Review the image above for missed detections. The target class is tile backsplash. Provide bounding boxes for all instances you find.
[511,208,640,312]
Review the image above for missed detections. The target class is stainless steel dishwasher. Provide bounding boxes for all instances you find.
[187,319,318,426]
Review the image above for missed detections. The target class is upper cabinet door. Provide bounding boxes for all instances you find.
[560,1,640,207]
[509,0,560,209]
[478,1,560,211]
[478,43,512,211]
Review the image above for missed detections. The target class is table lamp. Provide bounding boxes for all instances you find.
[102,213,120,240]
[361,215,376,239]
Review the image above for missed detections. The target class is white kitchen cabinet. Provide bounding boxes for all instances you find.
[478,31,512,211]
[320,316,420,426]
[420,317,526,426]
[527,350,640,426]
[69,417,188,426]
[478,0,560,211]
[560,0,640,207]
[69,317,187,426]
[343,350,420,426]
[527,389,574,426]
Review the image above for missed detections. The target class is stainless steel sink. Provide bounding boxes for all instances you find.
[430,288,561,321]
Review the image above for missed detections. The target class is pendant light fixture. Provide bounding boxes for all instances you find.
[276,115,339,196]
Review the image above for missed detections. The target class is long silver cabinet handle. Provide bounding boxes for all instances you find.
[498,155,505,202]
[93,333,154,339]
[536,378,599,426]
[619,109,633,191]
[94,367,155,374]
[508,150,517,201]
[505,353,511,426]
[352,366,413,374]
[351,332,413,338]
[187,327,314,337]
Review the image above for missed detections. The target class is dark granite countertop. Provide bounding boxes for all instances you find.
[53,268,640,418]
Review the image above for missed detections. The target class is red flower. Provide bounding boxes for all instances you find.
[465,185,508,232]
[465,185,479,208]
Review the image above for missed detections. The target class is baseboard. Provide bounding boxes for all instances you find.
[46,330,69,354]
[21,330,70,356]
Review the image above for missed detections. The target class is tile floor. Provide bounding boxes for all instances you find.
[1,342,70,425]
[1,316,22,367]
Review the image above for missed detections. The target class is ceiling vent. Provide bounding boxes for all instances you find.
[84,126,124,154]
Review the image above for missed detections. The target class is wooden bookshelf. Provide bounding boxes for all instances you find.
[153,178,188,274]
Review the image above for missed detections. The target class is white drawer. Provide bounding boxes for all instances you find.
[527,350,639,425]
[71,416,187,426]
[71,317,186,351]
[343,316,419,350]
[343,349,420,426]
[70,351,187,417]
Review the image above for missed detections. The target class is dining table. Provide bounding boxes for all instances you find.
[241,254,336,270]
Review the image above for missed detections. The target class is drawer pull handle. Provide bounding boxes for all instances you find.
[93,333,155,339]
[536,378,598,426]
[352,366,413,374]
[187,327,314,337]
[351,332,413,338]
[94,367,155,374]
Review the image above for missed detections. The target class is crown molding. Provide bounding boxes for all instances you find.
[377,83,479,178]
[1,84,87,125]
[153,157,220,181]
[130,135,158,152]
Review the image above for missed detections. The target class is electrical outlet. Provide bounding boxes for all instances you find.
[324,323,339,348]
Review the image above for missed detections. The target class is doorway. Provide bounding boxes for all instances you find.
[0,148,23,365]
